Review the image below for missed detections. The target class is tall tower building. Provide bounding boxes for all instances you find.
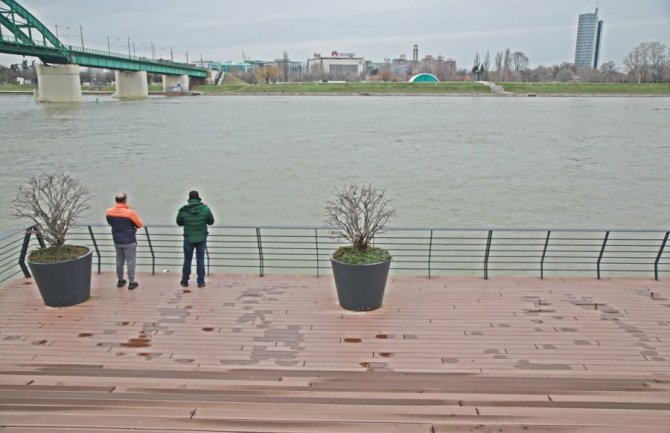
[574,8,604,69]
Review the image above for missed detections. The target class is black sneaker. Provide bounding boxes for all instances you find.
[128,281,138,290]
[180,280,188,287]
[197,282,206,288]
[117,279,127,288]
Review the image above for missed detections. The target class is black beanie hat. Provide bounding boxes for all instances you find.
[189,190,200,200]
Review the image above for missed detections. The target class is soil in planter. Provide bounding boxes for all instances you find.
[29,245,89,263]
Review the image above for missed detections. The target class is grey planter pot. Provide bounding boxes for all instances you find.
[331,257,391,311]
[28,248,92,308]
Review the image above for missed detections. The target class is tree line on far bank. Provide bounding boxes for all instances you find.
[2,41,668,86]
[469,42,669,84]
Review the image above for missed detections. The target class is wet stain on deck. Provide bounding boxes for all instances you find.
[515,360,571,370]
[121,337,152,348]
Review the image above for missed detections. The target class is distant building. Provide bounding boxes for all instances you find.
[307,51,365,79]
[390,54,410,78]
[263,60,304,80]
[443,59,457,79]
[192,60,255,73]
[574,7,604,69]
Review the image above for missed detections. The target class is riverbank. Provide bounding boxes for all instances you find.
[2,81,670,96]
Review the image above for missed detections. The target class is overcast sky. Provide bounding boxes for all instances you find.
[2,0,669,69]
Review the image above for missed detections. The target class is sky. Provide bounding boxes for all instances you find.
[1,0,669,69]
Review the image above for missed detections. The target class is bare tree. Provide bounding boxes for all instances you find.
[599,61,618,83]
[503,48,512,81]
[623,42,668,83]
[511,52,529,73]
[648,42,668,82]
[12,173,92,247]
[494,51,503,81]
[325,184,395,251]
[482,51,490,80]
[624,43,649,83]
[281,51,290,82]
[472,53,481,69]
[256,66,280,84]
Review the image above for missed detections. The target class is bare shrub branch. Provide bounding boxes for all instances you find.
[325,184,395,251]
[12,173,92,247]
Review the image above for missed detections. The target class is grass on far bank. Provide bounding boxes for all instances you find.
[0,83,36,91]
[499,82,670,94]
[194,81,492,95]
[3,81,670,96]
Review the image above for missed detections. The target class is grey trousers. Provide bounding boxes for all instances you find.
[114,242,137,283]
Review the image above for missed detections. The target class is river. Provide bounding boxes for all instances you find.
[1,94,669,231]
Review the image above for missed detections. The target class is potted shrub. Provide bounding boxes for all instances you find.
[12,173,93,307]
[325,184,395,311]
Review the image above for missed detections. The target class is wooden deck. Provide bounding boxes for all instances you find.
[1,272,669,432]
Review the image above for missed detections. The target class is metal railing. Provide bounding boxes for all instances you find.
[2,224,668,285]
[0,226,44,285]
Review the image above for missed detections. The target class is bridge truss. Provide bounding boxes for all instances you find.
[0,0,207,77]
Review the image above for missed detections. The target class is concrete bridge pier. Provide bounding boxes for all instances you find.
[35,64,82,103]
[114,71,149,99]
[163,74,190,93]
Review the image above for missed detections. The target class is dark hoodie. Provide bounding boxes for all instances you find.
[176,198,214,243]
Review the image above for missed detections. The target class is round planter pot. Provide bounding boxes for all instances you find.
[331,257,391,311]
[28,248,92,308]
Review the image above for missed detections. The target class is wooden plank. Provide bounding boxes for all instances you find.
[0,414,434,433]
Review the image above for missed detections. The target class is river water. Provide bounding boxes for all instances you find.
[1,94,669,231]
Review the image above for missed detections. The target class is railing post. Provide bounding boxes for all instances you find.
[315,228,320,278]
[18,228,33,278]
[256,228,264,277]
[597,231,610,280]
[428,229,433,279]
[484,230,493,280]
[654,231,669,281]
[144,227,155,276]
[87,225,101,274]
[34,226,46,249]
[540,230,551,280]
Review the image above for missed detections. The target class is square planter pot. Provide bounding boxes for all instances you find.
[28,248,92,307]
[331,258,391,311]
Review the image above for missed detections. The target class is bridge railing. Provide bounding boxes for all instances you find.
[66,45,199,70]
[4,224,668,284]
[1,35,204,74]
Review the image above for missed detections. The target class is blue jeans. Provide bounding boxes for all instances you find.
[182,240,206,284]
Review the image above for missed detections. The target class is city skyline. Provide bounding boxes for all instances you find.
[1,0,669,69]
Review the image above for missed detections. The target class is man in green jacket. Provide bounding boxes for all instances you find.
[176,190,215,287]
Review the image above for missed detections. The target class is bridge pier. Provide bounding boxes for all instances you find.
[163,75,190,93]
[114,71,149,99]
[35,64,82,103]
